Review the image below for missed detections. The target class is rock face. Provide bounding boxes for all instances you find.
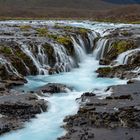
[96,64,140,79]
[0,91,48,135]
[59,81,140,140]
[94,27,140,79]
[0,23,96,80]
[38,83,72,94]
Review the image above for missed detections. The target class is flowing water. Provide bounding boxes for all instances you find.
[0,54,126,140]
[116,48,140,65]
[1,20,139,140]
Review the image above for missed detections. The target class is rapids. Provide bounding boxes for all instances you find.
[0,55,125,140]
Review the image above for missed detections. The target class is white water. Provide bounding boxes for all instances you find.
[116,48,140,65]
[93,38,108,60]
[0,57,20,77]
[20,43,48,75]
[71,36,86,61]
[0,54,126,140]
[49,42,75,72]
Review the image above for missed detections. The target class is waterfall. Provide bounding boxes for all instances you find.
[19,43,48,75]
[77,35,86,52]
[0,57,20,77]
[93,38,108,60]
[49,42,75,72]
[87,31,98,48]
[37,44,48,67]
[115,48,140,65]
[0,26,100,77]
[71,36,86,62]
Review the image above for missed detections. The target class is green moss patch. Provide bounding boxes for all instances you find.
[20,25,32,31]
[97,67,112,75]
[56,36,72,46]
[0,46,12,55]
[112,40,135,54]
[36,28,48,37]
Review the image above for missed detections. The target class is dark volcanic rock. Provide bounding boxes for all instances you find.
[59,81,140,140]
[96,64,140,79]
[0,92,48,135]
[38,83,72,94]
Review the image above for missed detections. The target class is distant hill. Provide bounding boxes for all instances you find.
[0,0,139,22]
[104,0,140,4]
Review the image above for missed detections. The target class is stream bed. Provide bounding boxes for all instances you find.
[0,54,126,140]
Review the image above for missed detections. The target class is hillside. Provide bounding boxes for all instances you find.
[0,0,140,22]
[104,0,140,4]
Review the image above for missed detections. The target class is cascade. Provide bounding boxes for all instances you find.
[87,31,98,49]
[37,44,48,67]
[71,36,86,61]
[77,35,86,52]
[49,42,75,72]
[0,57,20,77]
[19,43,48,75]
[116,48,140,65]
[0,25,107,78]
[93,38,108,60]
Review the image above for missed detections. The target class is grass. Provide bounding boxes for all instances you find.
[56,36,72,46]
[0,46,12,54]
[47,33,72,46]
[19,25,32,31]
[36,28,48,37]
[112,40,135,54]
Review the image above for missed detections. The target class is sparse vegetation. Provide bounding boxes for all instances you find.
[20,25,32,31]
[78,28,89,34]
[112,40,135,54]
[48,34,58,40]
[36,28,48,37]
[0,46,12,54]
[97,67,112,75]
[121,31,132,36]
[56,36,72,46]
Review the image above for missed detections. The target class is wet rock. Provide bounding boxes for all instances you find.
[96,64,140,79]
[99,59,111,65]
[0,92,48,135]
[38,83,72,94]
[59,81,140,140]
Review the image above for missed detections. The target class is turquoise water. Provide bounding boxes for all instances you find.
[0,55,126,140]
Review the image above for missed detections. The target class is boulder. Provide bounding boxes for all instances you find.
[38,83,72,94]
[0,92,48,134]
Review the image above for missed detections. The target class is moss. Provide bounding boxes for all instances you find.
[98,67,112,75]
[64,26,74,30]
[0,63,10,80]
[14,49,37,75]
[54,24,61,29]
[78,28,89,34]
[112,40,135,54]
[20,25,32,31]
[47,34,74,55]
[36,28,48,37]
[0,46,12,55]
[56,36,72,46]
[43,43,54,55]
[48,34,58,40]
[121,31,131,36]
